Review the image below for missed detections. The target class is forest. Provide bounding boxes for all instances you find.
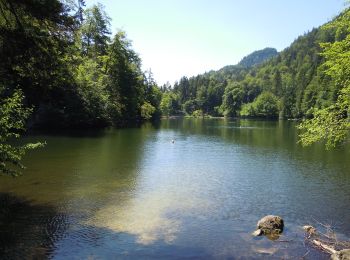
[0,0,162,130]
[160,7,350,147]
[1,0,350,175]
[162,12,349,121]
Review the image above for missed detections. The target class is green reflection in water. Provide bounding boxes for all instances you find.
[0,119,349,259]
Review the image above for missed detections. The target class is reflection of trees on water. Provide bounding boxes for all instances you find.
[0,126,156,258]
[1,120,349,258]
[160,118,350,169]
[1,125,155,204]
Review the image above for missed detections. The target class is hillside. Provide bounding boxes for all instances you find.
[161,47,279,116]
[161,8,349,119]
[238,47,278,67]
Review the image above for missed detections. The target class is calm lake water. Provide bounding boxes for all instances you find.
[0,118,349,259]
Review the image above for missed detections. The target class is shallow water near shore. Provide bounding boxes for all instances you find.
[1,118,349,259]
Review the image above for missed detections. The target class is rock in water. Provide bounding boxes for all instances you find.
[253,215,284,237]
[303,225,316,236]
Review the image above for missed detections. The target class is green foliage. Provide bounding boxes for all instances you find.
[165,47,278,118]
[160,92,180,116]
[183,99,199,115]
[240,103,255,117]
[0,0,164,174]
[143,70,162,118]
[299,9,350,148]
[0,1,162,129]
[239,92,279,118]
[164,8,350,151]
[252,92,280,118]
[192,110,204,117]
[298,102,349,149]
[221,82,244,116]
[0,90,44,176]
[80,3,111,56]
[73,56,110,126]
[141,102,156,120]
[238,47,278,67]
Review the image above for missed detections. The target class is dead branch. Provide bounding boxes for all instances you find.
[303,221,350,259]
[312,239,337,254]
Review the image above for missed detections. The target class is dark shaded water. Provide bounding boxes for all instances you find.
[0,118,349,259]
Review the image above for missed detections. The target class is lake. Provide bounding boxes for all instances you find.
[0,118,349,259]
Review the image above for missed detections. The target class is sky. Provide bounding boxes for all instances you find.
[85,0,345,85]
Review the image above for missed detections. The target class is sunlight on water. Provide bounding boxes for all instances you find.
[89,191,183,245]
[1,119,349,259]
[88,171,214,245]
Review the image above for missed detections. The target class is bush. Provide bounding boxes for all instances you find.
[239,92,280,118]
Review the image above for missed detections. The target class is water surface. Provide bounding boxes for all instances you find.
[1,118,349,259]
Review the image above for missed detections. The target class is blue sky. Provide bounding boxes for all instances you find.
[85,0,345,85]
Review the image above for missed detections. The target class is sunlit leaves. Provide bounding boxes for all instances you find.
[298,8,350,148]
[0,90,44,176]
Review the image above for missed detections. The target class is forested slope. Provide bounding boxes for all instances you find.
[162,9,349,120]
[238,47,278,67]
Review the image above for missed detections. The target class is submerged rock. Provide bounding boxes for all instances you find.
[252,245,278,255]
[253,215,284,238]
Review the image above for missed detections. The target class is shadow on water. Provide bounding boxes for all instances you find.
[26,128,109,138]
[0,193,68,259]
[26,119,163,139]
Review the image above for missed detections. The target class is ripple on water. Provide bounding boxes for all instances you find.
[1,119,349,259]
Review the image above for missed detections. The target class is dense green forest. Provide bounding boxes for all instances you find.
[237,47,278,68]
[0,0,162,130]
[161,9,350,122]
